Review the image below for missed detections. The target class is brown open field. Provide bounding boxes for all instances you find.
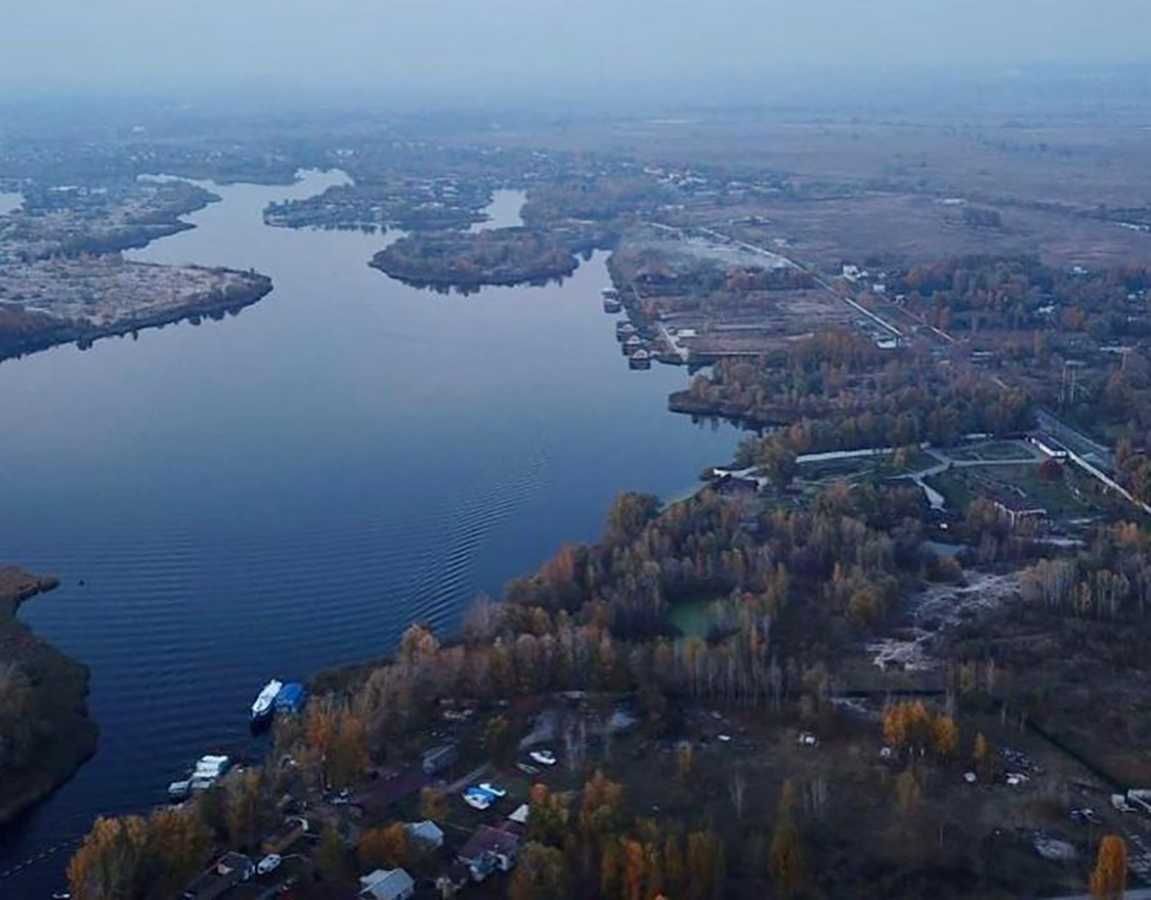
[468,114,1151,212]
[716,192,1151,270]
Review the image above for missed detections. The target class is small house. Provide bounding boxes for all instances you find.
[714,474,759,497]
[360,867,415,900]
[458,825,521,881]
[261,816,309,856]
[407,819,444,848]
[181,852,254,900]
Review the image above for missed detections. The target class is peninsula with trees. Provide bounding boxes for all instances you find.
[0,567,98,826]
[0,176,274,361]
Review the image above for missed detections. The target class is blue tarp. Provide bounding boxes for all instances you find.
[274,682,307,713]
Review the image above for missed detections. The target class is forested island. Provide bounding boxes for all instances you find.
[0,567,97,826]
[370,227,581,289]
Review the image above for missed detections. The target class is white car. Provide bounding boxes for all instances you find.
[529,750,557,767]
[257,854,282,876]
[477,782,507,798]
[463,788,494,811]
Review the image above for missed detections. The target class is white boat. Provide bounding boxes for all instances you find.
[251,679,283,721]
[168,779,192,801]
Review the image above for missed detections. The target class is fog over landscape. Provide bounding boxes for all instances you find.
[2,0,1149,102]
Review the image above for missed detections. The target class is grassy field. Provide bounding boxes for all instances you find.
[948,441,1037,463]
[926,463,1095,518]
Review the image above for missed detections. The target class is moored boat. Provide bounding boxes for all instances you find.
[274,681,308,714]
[616,321,637,340]
[251,679,283,722]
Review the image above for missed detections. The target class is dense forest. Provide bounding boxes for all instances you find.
[672,331,1033,451]
[891,256,1151,339]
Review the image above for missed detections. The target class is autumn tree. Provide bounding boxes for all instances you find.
[509,842,570,900]
[676,742,695,782]
[769,781,805,899]
[623,837,646,900]
[225,768,269,850]
[973,732,992,778]
[580,770,625,838]
[135,807,213,899]
[1090,835,1128,900]
[607,492,660,543]
[685,829,725,900]
[664,833,685,894]
[526,783,569,847]
[315,823,349,882]
[932,714,959,759]
[358,823,410,870]
[601,838,623,899]
[485,714,517,766]
[895,768,922,816]
[420,786,447,822]
[67,815,147,900]
[302,696,368,788]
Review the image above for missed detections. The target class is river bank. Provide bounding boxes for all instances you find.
[0,568,98,827]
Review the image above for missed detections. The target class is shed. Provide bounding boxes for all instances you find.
[261,816,308,856]
[181,852,253,900]
[406,819,444,848]
[359,867,415,900]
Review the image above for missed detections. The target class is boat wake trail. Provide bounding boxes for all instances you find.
[405,443,551,630]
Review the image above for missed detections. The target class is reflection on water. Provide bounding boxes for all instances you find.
[0,170,738,894]
[0,191,23,216]
[469,188,525,232]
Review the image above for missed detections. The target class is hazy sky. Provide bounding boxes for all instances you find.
[3,0,1147,101]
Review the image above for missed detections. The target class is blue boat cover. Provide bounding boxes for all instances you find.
[274,682,307,712]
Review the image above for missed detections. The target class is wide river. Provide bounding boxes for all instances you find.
[0,172,737,893]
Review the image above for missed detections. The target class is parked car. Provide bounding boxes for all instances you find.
[463,787,495,811]
[257,854,282,876]
[477,782,507,798]
[529,749,557,766]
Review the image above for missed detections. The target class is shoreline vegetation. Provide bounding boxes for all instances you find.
[0,567,98,827]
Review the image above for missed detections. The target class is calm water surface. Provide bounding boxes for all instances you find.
[0,192,23,216]
[0,171,737,894]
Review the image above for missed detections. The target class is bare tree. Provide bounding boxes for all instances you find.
[729,769,748,819]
